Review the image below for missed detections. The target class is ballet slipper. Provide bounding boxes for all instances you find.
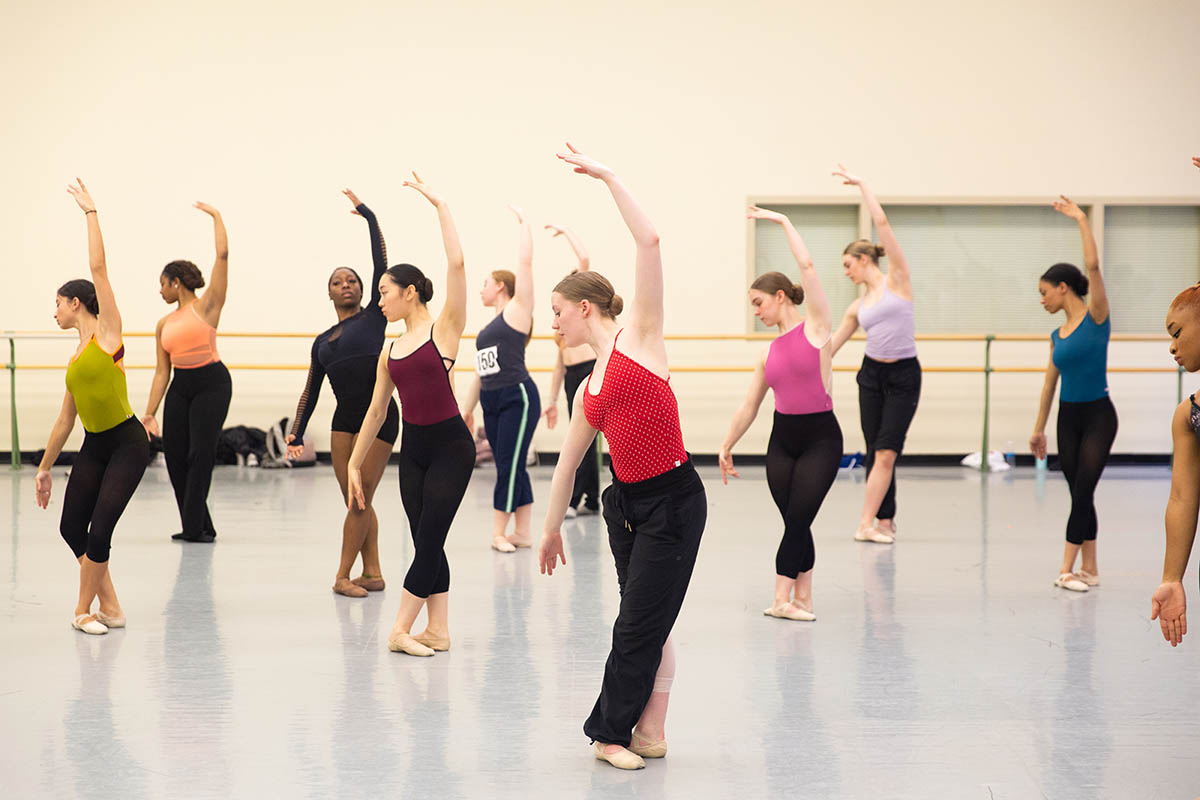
[333,577,368,598]
[506,533,533,549]
[854,526,894,544]
[413,630,451,651]
[72,613,108,635]
[94,610,126,628]
[491,536,516,553]
[629,729,667,759]
[1077,569,1100,587]
[1054,573,1088,592]
[763,602,816,621]
[593,742,645,770]
[387,632,435,657]
[352,575,386,592]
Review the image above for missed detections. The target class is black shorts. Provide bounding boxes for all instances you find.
[331,397,399,446]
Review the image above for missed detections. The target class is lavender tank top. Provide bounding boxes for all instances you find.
[386,330,460,425]
[764,322,833,415]
[856,286,918,360]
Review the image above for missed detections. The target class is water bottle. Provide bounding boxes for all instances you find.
[1035,455,1048,472]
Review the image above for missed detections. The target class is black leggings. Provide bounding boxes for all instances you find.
[481,377,540,512]
[766,411,843,577]
[164,362,231,537]
[1056,396,1118,545]
[60,417,148,563]
[397,415,475,597]
[587,461,706,747]
[857,356,921,520]
[564,360,600,510]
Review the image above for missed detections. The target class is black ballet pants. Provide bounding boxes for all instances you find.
[585,461,706,747]
[766,410,843,577]
[857,356,921,521]
[1056,396,1118,545]
[397,415,475,597]
[164,362,231,537]
[60,417,148,563]
[564,360,600,510]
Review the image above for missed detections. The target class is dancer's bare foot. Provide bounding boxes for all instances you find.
[492,536,516,553]
[506,533,533,549]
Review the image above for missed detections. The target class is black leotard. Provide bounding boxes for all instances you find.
[290,204,399,444]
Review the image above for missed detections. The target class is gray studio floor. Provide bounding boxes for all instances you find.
[2,461,1198,800]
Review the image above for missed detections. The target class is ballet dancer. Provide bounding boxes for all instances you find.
[287,189,399,597]
[543,223,601,518]
[458,207,541,552]
[1029,196,1115,592]
[719,206,842,621]
[539,145,706,770]
[830,164,919,545]
[348,173,473,657]
[142,202,231,543]
[36,179,149,634]
[1152,278,1200,645]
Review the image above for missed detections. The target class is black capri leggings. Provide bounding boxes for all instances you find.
[564,360,600,511]
[397,415,475,598]
[60,416,149,563]
[164,361,231,538]
[1056,396,1118,545]
[587,461,706,747]
[857,356,921,521]
[766,410,843,577]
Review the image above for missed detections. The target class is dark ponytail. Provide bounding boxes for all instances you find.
[1041,262,1089,297]
[57,279,99,316]
[750,271,804,305]
[385,263,434,304]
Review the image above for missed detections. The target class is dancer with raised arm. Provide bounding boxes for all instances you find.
[538,145,706,770]
[543,223,600,518]
[37,180,149,634]
[719,206,841,622]
[458,207,541,552]
[142,202,231,543]
[829,164,919,545]
[1029,196,1115,593]
[348,173,473,657]
[287,189,399,597]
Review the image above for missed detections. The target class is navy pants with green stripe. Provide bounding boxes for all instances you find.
[481,376,541,512]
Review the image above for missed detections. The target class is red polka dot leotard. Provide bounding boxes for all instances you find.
[582,329,688,483]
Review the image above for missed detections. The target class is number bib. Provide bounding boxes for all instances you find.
[475,345,500,377]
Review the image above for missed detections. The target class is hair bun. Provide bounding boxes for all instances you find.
[422,277,435,303]
[874,244,886,259]
[608,293,624,317]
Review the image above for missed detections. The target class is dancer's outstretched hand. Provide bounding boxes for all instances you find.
[34,470,52,509]
[718,447,739,485]
[544,223,566,237]
[67,179,95,213]
[539,531,566,575]
[194,202,221,217]
[509,205,525,224]
[1051,195,1086,222]
[347,467,366,511]
[1192,156,1199,171]
[1152,581,1188,646]
[832,163,863,186]
[343,188,363,215]
[403,171,444,207]
[747,206,787,224]
[1029,432,1047,460]
[557,143,614,181]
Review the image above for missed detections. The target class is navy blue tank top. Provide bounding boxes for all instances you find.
[475,313,530,391]
[1051,314,1110,403]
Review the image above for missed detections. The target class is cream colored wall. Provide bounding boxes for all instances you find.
[4,0,1200,456]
